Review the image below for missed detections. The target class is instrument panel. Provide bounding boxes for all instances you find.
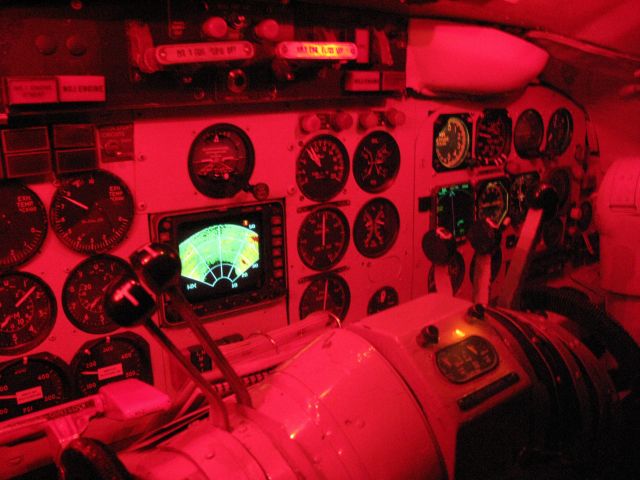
[0,79,595,480]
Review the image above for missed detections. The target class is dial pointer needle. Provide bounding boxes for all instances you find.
[62,195,90,211]
[15,285,36,308]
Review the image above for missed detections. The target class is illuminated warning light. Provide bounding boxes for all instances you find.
[154,41,255,65]
[275,41,358,61]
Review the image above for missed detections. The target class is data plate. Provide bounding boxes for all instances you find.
[436,335,499,384]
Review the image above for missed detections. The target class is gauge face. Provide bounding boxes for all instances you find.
[298,208,349,270]
[476,180,509,226]
[0,272,56,355]
[352,131,400,193]
[435,183,474,240]
[299,273,350,320]
[427,250,465,294]
[0,183,48,270]
[475,109,511,166]
[436,336,499,384]
[353,198,400,257]
[62,255,132,334]
[546,168,571,209]
[514,109,544,159]
[50,170,134,254]
[433,114,472,171]
[71,333,153,397]
[0,354,72,422]
[188,124,255,198]
[367,286,399,315]
[546,108,573,157]
[509,172,540,226]
[296,135,349,202]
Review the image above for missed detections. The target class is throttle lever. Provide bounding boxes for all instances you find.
[468,217,502,305]
[497,183,559,309]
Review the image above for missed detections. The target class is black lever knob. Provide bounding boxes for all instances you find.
[129,243,181,294]
[104,275,156,328]
[530,183,560,221]
[468,218,502,255]
[422,227,456,265]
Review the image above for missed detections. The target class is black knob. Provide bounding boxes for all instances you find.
[468,218,502,255]
[418,325,439,346]
[104,275,156,328]
[129,243,182,294]
[422,227,456,265]
[530,183,559,221]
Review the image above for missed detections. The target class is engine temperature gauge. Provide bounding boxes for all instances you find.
[70,333,152,397]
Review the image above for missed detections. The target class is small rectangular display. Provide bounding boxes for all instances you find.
[154,201,286,323]
[435,183,474,239]
[177,211,264,303]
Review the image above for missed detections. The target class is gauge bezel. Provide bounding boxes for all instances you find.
[62,254,132,334]
[432,114,473,172]
[299,272,350,321]
[0,271,57,356]
[296,134,350,202]
[188,123,255,199]
[0,182,48,271]
[514,109,544,159]
[297,207,350,271]
[352,131,401,193]
[474,109,512,166]
[49,170,134,254]
[0,352,73,422]
[70,332,153,397]
[353,198,400,258]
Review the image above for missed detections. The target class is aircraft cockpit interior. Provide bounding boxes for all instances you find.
[0,1,638,478]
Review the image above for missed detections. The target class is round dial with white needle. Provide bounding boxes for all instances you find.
[353,131,400,193]
[297,207,349,271]
[296,135,349,202]
[299,273,350,321]
[0,272,56,355]
[49,170,134,254]
[62,255,132,334]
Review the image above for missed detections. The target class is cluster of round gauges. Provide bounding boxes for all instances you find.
[296,132,401,201]
[514,108,573,159]
[297,198,400,271]
[0,333,152,422]
[434,172,543,243]
[0,170,134,271]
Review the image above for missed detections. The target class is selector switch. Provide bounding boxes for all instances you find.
[300,114,322,134]
[332,112,353,132]
[255,19,279,41]
[385,108,406,127]
[359,111,379,130]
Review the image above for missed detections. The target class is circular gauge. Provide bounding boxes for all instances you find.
[0,183,48,270]
[188,124,255,198]
[433,115,471,170]
[470,247,502,283]
[70,333,153,397]
[353,131,400,193]
[514,109,544,159]
[50,170,134,254]
[435,183,475,240]
[0,354,72,422]
[428,251,465,294]
[62,255,133,334]
[546,169,571,209]
[353,198,400,257]
[546,108,573,157]
[367,286,399,315]
[475,109,512,166]
[542,218,564,249]
[509,172,540,226]
[0,272,56,355]
[296,135,349,202]
[476,180,509,226]
[298,208,349,271]
[299,273,350,320]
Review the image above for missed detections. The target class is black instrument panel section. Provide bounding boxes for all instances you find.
[436,335,499,384]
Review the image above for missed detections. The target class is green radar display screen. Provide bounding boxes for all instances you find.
[154,201,287,322]
[178,215,263,303]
